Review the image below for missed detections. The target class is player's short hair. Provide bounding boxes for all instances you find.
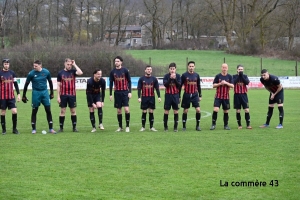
[169,62,176,68]
[34,60,42,65]
[188,61,195,66]
[65,58,72,62]
[145,65,152,70]
[237,64,243,69]
[114,56,123,62]
[2,59,10,65]
[93,69,102,74]
[261,69,268,74]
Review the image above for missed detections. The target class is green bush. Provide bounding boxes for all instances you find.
[0,41,163,77]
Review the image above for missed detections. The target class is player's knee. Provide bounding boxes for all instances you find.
[213,107,219,112]
[124,107,130,113]
[117,109,122,114]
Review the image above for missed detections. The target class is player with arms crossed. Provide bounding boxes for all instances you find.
[180,61,202,131]
[259,69,284,129]
[233,64,252,129]
[22,60,56,134]
[57,58,83,132]
[109,56,132,132]
[86,69,106,132]
[137,65,161,131]
[0,59,21,134]
[163,62,181,132]
[210,63,234,130]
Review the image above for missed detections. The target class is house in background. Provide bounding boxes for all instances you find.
[104,25,152,48]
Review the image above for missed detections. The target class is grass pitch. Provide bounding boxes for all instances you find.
[126,50,298,77]
[1,89,299,199]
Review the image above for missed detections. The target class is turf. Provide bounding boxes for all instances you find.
[1,89,299,199]
[126,50,298,77]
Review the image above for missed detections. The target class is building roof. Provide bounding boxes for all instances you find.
[106,25,141,31]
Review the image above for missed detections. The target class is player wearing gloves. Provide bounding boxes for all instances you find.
[22,60,56,134]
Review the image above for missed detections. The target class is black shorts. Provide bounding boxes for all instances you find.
[114,91,129,108]
[59,95,77,108]
[141,96,155,110]
[164,93,179,110]
[269,89,284,104]
[87,94,101,107]
[213,98,230,110]
[181,93,199,109]
[0,99,16,110]
[234,93,249,109]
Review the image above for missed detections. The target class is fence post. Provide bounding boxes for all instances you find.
[260,58,263,72]
[224,57,226,63]
[186,57,188,71]
[296,61,298,76]
[149,57,151,65]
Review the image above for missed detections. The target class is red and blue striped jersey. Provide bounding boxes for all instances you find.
[181,72,201,96]
[57,69,77,96]
[86,77,106,103]
[260,74,281,93]
[233,74,249,94]
[163,73,181,94]
[109,67,131,95]
[0,70,17,99]
[137,76,160,97]
[213,73,233,99]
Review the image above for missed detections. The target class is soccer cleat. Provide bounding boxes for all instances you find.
[57,129,64,133]
[246,126,252,129]
[210,125,216,130]
[32,130,36,134]
[182,128,186,131]
[91,128,97,133]
[139,127,146,132]
[275,124,283,129]
[2,130,6,135]
[259,124,269,128]
[12,129,19,134]
[164,127,168,132]
[238,126,243,129]
[125,127,130,132]
[73,128,79,132]
[115,127,123,132]
[173,129,178,132]
[99,124,104,130]
[224,126,231,130]
[196,126,201,131]
[49,129,57,134]
[150,127,157,132]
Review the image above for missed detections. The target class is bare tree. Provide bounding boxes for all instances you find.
[276,0,300,51]
[0,0,9,48]
[234,0,280,52]
[142,0,165,49]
